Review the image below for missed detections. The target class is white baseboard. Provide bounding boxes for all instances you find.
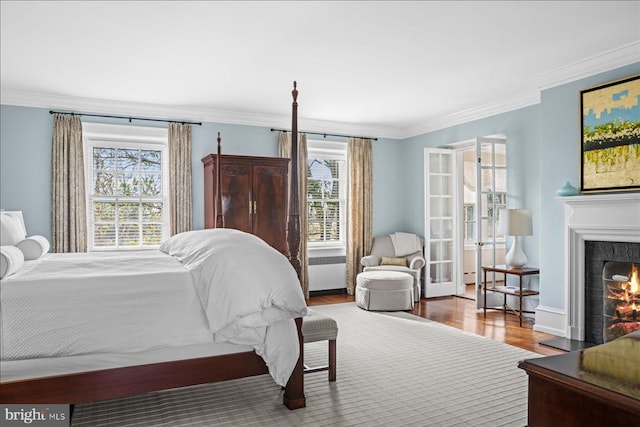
[533,305,567,337]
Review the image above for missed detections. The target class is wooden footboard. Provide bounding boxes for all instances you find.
[0,318,306,410]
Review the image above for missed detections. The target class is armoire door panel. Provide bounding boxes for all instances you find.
[253,164,288,254]
[202,154,289,255]
[220,164,252,233]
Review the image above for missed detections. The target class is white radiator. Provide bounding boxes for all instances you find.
[308,262,346,291]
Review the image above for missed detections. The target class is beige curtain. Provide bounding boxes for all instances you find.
[278,131,309,298]
[51,114,87,253]
[346,137,373,295]
[168,123,192,235]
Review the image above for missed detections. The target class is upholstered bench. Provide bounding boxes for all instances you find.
[302,309,338,381]
[356,270,414,311]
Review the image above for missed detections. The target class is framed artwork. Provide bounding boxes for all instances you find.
[580,74,640,193]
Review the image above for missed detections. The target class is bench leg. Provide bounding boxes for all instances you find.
[329,339,336,381]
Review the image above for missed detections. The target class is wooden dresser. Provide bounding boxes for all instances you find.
[518,331,640,425]
[202,154,289,255]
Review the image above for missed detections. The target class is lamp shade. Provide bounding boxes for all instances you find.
[498,209,532,236]
[498,209,532,267]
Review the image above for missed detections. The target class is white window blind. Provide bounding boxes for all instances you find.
[83,123,169,251]
[306,140,347,246]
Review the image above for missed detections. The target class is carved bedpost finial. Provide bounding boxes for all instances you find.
[292,81,298,103]
[215,131,224,229]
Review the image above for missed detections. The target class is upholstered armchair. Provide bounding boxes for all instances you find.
[360,233,425,301]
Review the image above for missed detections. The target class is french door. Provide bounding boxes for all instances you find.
[424,148,457,298]
[474,137,507,309]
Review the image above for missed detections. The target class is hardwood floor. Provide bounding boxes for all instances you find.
[308,293,565,356]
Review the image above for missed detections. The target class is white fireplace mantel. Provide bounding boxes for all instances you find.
[560,192,640,340]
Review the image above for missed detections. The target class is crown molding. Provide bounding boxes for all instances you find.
[401,90,541,139]
[400,41,640,139]
[0,89,282,127]
[533,40,640,90]
[2,42,637,141]
[0,89,405,140]
[297,117,404,140]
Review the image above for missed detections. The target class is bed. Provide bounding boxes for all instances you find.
[0,83,307,410]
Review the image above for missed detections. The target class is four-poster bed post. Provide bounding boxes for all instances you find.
[287,81,302,280]
[214,131,224,228]
[210,82,306,409]
[283,81,305,409]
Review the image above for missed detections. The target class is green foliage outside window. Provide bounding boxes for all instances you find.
[91,147,163,248]
[307,158,344,243]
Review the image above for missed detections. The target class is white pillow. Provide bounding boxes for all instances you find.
[0,213,26,246]
[16,235,50,260]
[1,245,25,279]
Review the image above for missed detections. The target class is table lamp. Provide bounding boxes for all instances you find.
[498,209,532,268]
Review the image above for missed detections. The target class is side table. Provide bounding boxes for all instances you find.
[482,265,540,327]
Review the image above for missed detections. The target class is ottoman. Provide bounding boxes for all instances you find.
[356,270,414,311]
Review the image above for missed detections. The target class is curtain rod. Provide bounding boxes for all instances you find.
[49,110,202,126]
[270,128,378,141]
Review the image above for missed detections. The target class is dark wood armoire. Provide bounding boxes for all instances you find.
[202,154,289,255]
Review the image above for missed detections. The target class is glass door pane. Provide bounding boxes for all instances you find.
[475,137,507,308]
[424,148,457,298]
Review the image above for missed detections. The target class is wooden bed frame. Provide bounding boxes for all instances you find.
[0,83,306,410]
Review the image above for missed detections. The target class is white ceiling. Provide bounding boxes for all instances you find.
[1,1,639,139]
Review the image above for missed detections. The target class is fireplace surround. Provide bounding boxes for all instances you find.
[558,193,640,342]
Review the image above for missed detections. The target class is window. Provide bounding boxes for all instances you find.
[83,123,169,251]
[461,144,507,244]
[463,204,475,242]
[484,192,506,239]
[306,140,347,247]
[463,193,507,242]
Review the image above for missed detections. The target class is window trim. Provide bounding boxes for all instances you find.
[82,122,169,251]
[306,139,347,251]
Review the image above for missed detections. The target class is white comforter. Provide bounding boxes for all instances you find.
[0,229,307,386]
[160,229,308,384]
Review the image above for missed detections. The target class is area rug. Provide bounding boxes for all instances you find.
[72,303,542,426]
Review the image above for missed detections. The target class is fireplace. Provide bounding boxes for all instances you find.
[584,241,640,344]
[558,193,640,342]
[603,262,640,342]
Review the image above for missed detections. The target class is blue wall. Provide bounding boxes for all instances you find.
[2,62,638,314]
[0,106,52,237]
[0,106,401,239]
[537,63,640,309]
[399,105,542,292]
[396,62,640,312]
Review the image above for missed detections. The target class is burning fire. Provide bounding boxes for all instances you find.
[607,266,640,315]
[604,263,640,341]
[627,264,639,312]
[629,264,639,294]
[618,264,639,309]
[608,265,639,302]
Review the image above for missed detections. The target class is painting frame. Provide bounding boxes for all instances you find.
[579,74,640,193]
